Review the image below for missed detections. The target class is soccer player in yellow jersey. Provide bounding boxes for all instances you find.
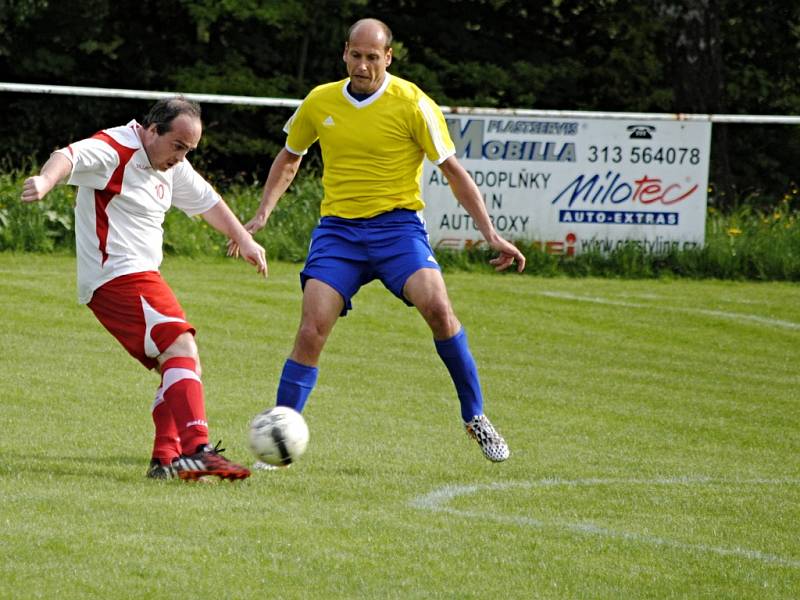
[237,18,526,461]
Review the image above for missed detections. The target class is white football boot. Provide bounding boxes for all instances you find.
[465,414,510,462]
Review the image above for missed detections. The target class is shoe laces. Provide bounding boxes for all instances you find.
[469,415,503,442]
[199,440,243,468]
[208,440,226,455]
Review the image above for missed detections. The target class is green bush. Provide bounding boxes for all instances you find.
[0,168,74,252]
[3,166,800,281]
[1,166,322,260]
[221,174,323,263]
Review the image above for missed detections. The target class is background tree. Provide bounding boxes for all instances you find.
[658,0,800,206]
[1,0,798,208]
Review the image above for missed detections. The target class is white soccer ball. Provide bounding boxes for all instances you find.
[249,406,309,466]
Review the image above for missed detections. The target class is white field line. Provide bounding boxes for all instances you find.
[409,477,800,568]
[538,291,800,331]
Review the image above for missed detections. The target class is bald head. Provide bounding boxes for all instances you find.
[343,18,394,94]
[347,18,393,50]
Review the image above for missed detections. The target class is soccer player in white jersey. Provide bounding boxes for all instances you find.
[234,18,526,462]
[21,97,266,480]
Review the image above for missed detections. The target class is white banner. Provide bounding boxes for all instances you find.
[423,115,712,255]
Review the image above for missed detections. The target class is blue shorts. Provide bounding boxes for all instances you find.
[301,209,441,316]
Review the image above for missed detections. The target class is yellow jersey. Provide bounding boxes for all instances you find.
[284,73,455,219]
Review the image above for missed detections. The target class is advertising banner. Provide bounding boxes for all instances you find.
[422,115,712,255]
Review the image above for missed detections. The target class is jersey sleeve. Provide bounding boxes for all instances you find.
[56,139,119,189]
[412,93,456,165]
[283,98,318,155]
[170,161,221,216]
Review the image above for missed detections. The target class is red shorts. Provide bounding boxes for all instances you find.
[87,271,195,370]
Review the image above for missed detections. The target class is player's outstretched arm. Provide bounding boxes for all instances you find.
[202,200,268,277]
[249,148,303,232]
[20,152,73,203]
[227,148,303,258]
[438,156,526,273]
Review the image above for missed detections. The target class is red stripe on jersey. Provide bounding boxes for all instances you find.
[91,131,137,265]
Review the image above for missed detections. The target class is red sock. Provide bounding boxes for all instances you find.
[161,357,209,455]
[151,389,180,465]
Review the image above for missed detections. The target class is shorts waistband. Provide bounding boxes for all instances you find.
[321,209,420,227]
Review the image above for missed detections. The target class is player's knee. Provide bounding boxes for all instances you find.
[295,321,328,354]
[171,331,198,356]
[424,294,450,319]
[421,298,459,337]
[158,332,201,372]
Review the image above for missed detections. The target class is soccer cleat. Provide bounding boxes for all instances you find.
[174,441,251,481]
[146,458,180,480]
[465,414,510,462]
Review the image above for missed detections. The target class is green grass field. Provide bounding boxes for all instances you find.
[1,253,799,599]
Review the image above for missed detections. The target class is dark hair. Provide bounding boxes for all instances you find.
[347,18,393,50]
[141,96,201,135]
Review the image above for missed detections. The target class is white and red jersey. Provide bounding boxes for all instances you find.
[56,120,220,303]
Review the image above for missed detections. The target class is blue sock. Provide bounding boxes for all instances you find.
[276,358,318,413]
[434,328,484,422]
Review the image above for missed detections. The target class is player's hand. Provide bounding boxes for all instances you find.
[235,236,268,278]
[243,212,268,235]
[227,213,268,258]
[488,236,526,273]
[20,176,49,202]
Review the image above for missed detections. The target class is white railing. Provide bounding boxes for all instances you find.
[3,81,800,124]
